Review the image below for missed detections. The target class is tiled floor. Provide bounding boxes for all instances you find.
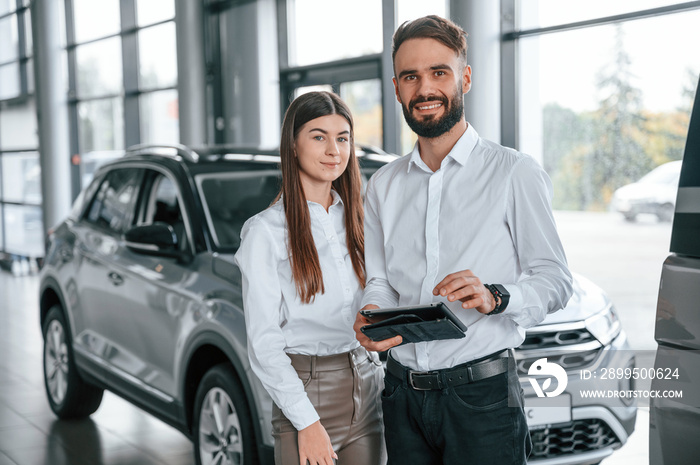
[0,273,194,465]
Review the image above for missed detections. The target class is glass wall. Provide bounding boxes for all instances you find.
[288,0,382,67]
[518,4,699,212]
[341,79,383,149]
[0,0,179,261]
[68,0,178,189]
[0,0,38,260]
[519,0,693,29]
[511,0,698,401]
[511,5,700,462]
[278,0,447,154]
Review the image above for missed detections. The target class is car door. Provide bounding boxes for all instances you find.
[71,167,146,377]
[109,167,202,399]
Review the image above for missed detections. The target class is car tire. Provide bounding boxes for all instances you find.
[194,363,256,465]
[623,213,637,222]
[42,305,104,418]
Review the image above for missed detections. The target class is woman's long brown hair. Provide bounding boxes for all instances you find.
[279,91,365,303]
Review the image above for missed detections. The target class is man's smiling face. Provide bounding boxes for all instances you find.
[393,38,471,139]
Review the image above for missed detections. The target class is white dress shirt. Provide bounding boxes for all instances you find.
[361,124,573,372]
[234,191,362,431]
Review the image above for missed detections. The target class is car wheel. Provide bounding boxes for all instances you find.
[43,305,104,418]
[194,364,256,465]
[623,213,637,222]
[657,203,674,222]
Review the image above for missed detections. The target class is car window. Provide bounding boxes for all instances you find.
[196,171,281,250]
[84,168,143,233]
[140,171,190,252]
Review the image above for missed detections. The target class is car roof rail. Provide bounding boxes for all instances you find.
[125,144,200,163]
[357,144,389,156]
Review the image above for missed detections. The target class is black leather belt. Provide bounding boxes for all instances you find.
[386,351,510,391]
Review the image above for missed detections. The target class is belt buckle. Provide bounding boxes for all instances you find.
[408,371,440,390]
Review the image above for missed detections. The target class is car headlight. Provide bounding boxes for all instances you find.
[585,304,621,346]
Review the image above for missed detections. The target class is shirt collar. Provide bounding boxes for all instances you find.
[307,189,343,209]
[330,189,343,207]
[407,123,479,173]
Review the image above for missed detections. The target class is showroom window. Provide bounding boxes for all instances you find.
[0,0,39,259]
[503,7,700,463]
[279,0,447,155]
[287,0,382,67]
[504,0,700,354]
[510,0,699,212]
[67,0,178,190]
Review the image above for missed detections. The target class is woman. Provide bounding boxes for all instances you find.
[235,91,385,465]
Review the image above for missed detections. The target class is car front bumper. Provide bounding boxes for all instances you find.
[518,331,637,464]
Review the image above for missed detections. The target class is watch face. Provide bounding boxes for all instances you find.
[494,284,510,297]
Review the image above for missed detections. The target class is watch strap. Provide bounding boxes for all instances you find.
[485,284,510,315]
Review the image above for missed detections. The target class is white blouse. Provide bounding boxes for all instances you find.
[234,191,362,431]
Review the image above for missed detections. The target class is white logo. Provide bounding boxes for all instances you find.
[527,358,568,398]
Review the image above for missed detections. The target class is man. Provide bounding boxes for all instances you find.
[354,15,573,465]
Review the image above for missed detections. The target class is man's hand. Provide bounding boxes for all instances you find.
[353,305,403,351]
[298,420,337,465]
[433,270,496,314]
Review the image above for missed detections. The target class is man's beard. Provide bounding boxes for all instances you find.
[402,86,464,139]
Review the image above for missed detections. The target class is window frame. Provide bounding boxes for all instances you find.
[64,0,179,199]
[135,165,195,256]
[0,0,35,255]
[500,0,700,151]
[82,166,144,235]
[0,0,31,103]
[276,0,400,153]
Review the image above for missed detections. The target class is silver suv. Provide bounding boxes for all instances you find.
[40,144,635,465]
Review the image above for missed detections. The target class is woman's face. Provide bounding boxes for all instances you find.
[294,114,351,189]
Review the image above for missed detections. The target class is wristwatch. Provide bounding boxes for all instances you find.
[485,284,510,315]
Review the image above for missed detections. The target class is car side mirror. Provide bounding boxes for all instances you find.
[124,222,182,258]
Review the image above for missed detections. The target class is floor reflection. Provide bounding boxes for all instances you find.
[0,273,194,465]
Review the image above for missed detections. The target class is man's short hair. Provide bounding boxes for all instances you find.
[392,15,468,70]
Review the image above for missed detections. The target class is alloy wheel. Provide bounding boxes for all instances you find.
[198,387,244,465]
[44,320,69,405]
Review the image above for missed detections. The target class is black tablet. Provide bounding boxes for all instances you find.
[360,302,467,344]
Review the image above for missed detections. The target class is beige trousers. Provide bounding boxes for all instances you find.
[272,346,386,465]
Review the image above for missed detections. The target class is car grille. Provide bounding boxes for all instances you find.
[515,327,603,374]
[520,328,596,350]
[516,348,602,375]
[530,419,620,460]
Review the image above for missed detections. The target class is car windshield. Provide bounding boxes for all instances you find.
[638,162,681,185]
[195,170,281,250]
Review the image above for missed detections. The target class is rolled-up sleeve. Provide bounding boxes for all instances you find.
[361,176,400,309]
[502,157,573,328]
[234,217,319,430]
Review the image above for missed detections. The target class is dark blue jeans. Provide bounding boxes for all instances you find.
[381,356,531,465]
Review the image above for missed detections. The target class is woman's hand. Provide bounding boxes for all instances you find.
[353,305,403,352]
[298,420,337,465]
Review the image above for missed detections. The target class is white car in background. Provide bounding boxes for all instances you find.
[611,161,682,222]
